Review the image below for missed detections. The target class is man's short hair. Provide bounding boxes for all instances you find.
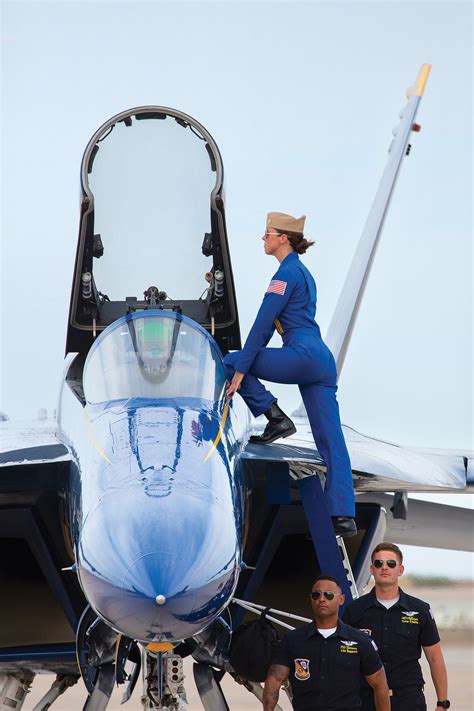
[371,542,403,563]
[312,574,342,591]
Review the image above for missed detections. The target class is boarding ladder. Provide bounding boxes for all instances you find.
[291,467,358,606]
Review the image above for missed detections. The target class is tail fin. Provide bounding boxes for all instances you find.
[326,64,431,377]
[293,65,430,417]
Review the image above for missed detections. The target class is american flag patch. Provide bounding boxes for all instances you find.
[267,279,287,295]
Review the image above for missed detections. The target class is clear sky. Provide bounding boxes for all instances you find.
[1,1,472,577]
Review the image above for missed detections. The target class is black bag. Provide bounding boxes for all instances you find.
[229,609,280,682]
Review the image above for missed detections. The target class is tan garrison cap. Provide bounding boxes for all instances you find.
[266,212,306,234]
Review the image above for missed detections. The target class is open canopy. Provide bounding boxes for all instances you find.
[67,107,241,357]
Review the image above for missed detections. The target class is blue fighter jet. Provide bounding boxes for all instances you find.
[0,65,472,711]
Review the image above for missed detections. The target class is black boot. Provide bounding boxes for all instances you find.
[249,402,296,445]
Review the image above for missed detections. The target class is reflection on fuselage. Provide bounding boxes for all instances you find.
[64,311,248,641]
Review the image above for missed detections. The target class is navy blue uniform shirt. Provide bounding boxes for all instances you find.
[272,620,382,711]
[234,252,322,374]
[343,588,440,693]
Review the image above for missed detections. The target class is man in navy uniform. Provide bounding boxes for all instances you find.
[343,543,449,710]
[263,575,390,710]
[225,212,356,537]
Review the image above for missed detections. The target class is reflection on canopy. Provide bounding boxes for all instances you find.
[84,312,226,405]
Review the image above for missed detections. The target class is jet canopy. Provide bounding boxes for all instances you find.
[67,107,241,357]
[84,311,226,406]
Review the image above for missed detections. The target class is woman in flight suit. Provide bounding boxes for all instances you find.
[224,212,356,537]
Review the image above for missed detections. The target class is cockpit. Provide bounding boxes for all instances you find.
[84,311,227,406]
[67,107,241,358]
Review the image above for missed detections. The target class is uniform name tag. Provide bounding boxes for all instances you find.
[267,280,287,295]
[401,611,419,624]
[340,640,359,654]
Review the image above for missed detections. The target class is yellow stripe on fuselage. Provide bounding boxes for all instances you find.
[202,401,230,463]
[83,406,112,465]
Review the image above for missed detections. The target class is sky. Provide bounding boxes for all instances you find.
[1,1,472,577]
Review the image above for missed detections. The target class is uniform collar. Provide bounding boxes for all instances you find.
[280,251,299,267]
[369,586,408,608]
[306,619,347,639]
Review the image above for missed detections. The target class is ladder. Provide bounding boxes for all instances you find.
[290,469,358,607]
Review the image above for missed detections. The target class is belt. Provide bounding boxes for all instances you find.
[388,686,424,698]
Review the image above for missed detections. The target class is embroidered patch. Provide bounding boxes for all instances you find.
[294,658,310,681]
[340,640,359,654]
[267,279,287,295]
[401,611,419,624]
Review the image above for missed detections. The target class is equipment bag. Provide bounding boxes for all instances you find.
[229,609,280,682]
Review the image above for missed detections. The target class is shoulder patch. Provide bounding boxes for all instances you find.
[267,280,287,296]
[294,658,310,681]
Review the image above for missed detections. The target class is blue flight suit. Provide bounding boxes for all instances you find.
[224,251,354,517]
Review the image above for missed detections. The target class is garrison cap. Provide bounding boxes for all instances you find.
[267,212,306,234]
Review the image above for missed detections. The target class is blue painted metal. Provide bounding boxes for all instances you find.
[0,644,76,662]
[265,462,291,505]
[297,476,353,607]
[59,310,248,643]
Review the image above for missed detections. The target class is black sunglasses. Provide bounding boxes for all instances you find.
[310,591,341,601]
[373,559,398,569]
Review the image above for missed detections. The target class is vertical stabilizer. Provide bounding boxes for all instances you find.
[326,64,431,377]
[293,65,430,417]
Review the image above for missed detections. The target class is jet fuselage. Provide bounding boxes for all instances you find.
[58,310,248,642]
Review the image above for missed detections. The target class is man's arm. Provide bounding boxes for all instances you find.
[263,664,289,711]
[365,667,390,711]
[423,642,448,706]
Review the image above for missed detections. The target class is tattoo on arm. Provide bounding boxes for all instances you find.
[267,664,289,682]
[263,665,289,710]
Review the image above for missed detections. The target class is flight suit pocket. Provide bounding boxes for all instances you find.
[396,623,412,637]
[395,619,419,650]
[335,651,360,669]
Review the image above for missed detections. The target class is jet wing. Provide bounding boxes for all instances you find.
[0,420,70,466]
[242,422,473,552]
[242,417,469,492]
[357,494,473,552]
[0,421,84,672]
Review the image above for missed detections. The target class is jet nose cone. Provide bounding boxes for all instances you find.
[80,550,200,642]
[77,475,240,641]
[79,548,238,642]
[120,550,200,640]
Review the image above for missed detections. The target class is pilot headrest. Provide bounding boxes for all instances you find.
[266,212,306,234]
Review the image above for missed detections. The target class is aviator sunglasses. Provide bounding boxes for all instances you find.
[310,591,341,601]
[373,559,398,569]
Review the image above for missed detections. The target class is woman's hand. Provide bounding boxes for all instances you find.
[226,371,244,399]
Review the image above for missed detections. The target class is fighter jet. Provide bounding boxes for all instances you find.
[0,64,472,710]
